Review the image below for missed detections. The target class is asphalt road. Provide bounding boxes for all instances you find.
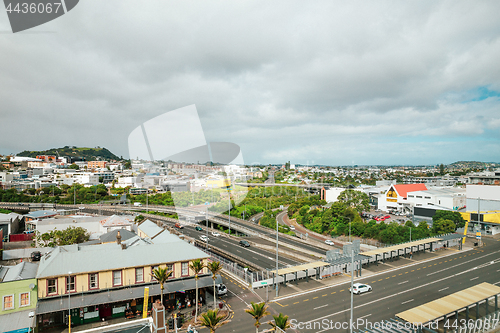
[272,240,500,332]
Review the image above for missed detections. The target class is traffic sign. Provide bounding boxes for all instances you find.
[476,232,481,239]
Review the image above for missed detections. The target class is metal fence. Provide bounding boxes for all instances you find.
[455,309,500,333]
[196,246,255,284]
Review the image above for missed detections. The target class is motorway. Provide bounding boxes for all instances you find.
[268,239,500,332]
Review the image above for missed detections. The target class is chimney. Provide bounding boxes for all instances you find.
[116,231,122,245]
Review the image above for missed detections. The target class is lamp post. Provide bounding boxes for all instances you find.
[276,214,279,297]
[350,249,354,333]
[345,217,352,243]
[68,271,72,333]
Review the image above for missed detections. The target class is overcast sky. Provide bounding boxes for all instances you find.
[1,1,500,166]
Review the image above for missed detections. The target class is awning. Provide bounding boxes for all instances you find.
[360,237,443,257]
[0,309,36,333]
[396,282,500,325]
[270,261,330,276]
[36,275,221,315]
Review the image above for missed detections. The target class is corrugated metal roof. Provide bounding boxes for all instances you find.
[137,220,163,238]
[36,241,209,279]
[99,229,137,243]
[25,210,57,219]
[2,262,38,281]
[151,230,181,244]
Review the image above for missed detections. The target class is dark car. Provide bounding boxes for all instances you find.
[195,226,203,231]
[31,251,41,261]
[239,240,250,247]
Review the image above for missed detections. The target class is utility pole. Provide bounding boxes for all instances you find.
[276,216,279,297]
[350,249,354,333]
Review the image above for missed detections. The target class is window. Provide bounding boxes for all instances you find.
[408,195,414,198]
[89,273,98,290]
[416,196,422,199]
[425,196,431,199]
[135,267,144,283]
[167,264,174,278]
[181,262,189,276]
[66,275,76,293]
[20,292,30,307]
[3,295,14,310]
[151,266,159,281]
[113,270,122,286]
[47,279,57,295]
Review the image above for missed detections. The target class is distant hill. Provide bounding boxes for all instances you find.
[18,146,122,161]
[449,161,500,169]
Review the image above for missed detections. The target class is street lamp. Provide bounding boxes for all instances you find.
[344,217,352,243]
[68,271,72,333]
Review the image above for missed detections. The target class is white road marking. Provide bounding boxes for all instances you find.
[401,299,414,304]
[358,314,372,319]
[470,277,479,281]
[494,281,500,285]
[398,280,408,285]
[313,304,328,310]
[438,287,449,292]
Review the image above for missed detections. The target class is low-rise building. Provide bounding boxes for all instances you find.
[0,262,38,333]
[35,238,212,331]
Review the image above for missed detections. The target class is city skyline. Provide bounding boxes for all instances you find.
[1,1,500,166]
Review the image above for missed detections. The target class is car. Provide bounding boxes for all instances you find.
[195,226,203,231]
[200,235,209,242]
[289,225,295,231]
[239,240,250,247]
[174,223,184,229]
[211,232,221,237]
[383,215,391,219]
[208,283,228,296]
[325,239,335,246]
[349,283,372,294]
[31,251,41,261]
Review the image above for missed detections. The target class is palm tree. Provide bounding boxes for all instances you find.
[268,313,291,332]
[207,261,223,310]
[151,267,172,305]
[245,302,270,333]
[190,259,205,322]
[199,309,224,333]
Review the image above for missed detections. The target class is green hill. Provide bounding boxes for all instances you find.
[18,146,122,161]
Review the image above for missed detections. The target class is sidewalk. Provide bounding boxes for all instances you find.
[250,242,475,303]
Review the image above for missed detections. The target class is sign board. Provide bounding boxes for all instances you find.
[476,232,481,240]
[142,287,149,318]
[260,281,268,285]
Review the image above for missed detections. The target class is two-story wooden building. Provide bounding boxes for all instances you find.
[35,235,214,330]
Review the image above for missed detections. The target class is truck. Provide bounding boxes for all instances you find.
[134,202,142,207]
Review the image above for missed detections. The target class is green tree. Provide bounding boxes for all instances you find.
[268,313,291,332]
[151,267,173,305]
[207,261,223,310]
[337,189,370,213]
[432,219,456,235]
[199,309,225,333]
[68,163,79,170]
[190,259,205,323]
[432,210,465,229]
[35,226,90,247]
[245,302,270,333]
[439,164,445,175]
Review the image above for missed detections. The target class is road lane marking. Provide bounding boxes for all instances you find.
[402,299,414,304]
[358,314,372,319]
[322,294,327,297]
[274,301,285,307]
[293,302,299,304]
[494,281,500,285]
[378,279,383,281]
[314,304,328,310]
[304,299,309,302]
[313,297,319,299]
[392,275,396,277]
[439,287,449,292]
[470,277,479,281]
[331,292,336,294]
[398,280,409,285]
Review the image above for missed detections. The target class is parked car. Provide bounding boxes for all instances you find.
[195,226,203,231]
[174,223,184,229]
[349,283,372,294]
[211,232,221,237]
[383,215,391,219]
[325,239,335,246]
[289,225,295,231]
[31,251,41,261]
[200,235,209,242]
[239,240,250,247]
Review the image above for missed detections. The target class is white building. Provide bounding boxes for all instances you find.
[406,187,466,211]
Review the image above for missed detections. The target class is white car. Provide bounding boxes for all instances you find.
[349,283,372,295]
[325,239,334,246]
[211,232,221,237]
[200,235,209,242]
[289,225,295,231]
